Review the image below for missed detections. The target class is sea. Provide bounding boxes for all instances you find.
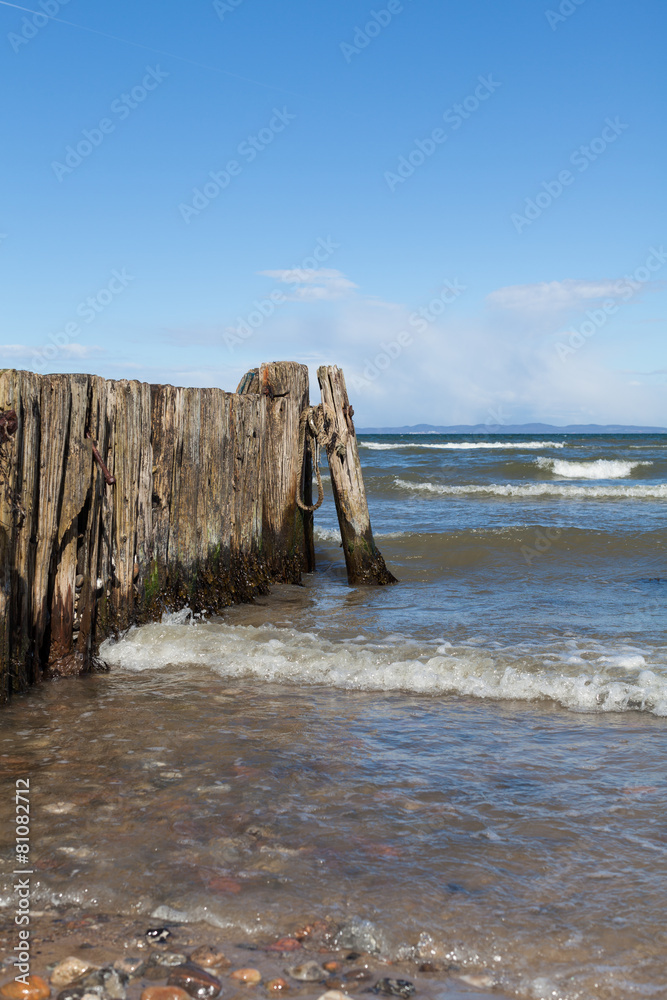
[1,433,666,1000]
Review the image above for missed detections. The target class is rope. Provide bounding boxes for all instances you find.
[296,407,324,512]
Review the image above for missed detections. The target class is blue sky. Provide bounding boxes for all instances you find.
[1,0,665,426]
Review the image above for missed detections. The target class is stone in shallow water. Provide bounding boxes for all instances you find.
[1,977,51,1000]
[230,970,261,986]
[457,974,495,988]
[112,960,145,980]
[167,965,221,999]
[285,963,327,983]
[142,968,170,983]
[56,990,86,1000]
[344,969,373,983]
[51,959,93,988]
[371,981,414,998]
[317,992,353,1000]
[265,980,289,992]
[73,970,126,1000]
[265,939,301,954]
[335,921,387,957]
[146,930,172,945]
[140,989,191,1000]
[188,950,229,971]
[153,956,187,970]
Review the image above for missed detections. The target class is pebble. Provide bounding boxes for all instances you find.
[322,980,349,992]
[265,980,289,992]
[188,950,229,971]
[322,964,340,974]
[344,969,373,983]
[285,963,327,983]
[51,959,93,988]
[457,974,495,988]
[371,981,414,999]
[151,956,187,970]
[56,990,86,1000]
[317,992,354,1000]
[112,959,145,979]
[142,968,170,983]
[140,989,191,1000]
[146,931,172,945]
[74,971,126,1000]
[229,970,261,986]
[265,940,301,954]
[0,977,51,1000]
[167,965,221,999]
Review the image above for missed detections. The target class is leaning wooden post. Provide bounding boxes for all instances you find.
[317,365,396,586]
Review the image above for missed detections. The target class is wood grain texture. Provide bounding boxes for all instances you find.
[317,365,396,586]
[0,363,313,702]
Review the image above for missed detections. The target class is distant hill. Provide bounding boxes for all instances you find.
[357,423,667,435]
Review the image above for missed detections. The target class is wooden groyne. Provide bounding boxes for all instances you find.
[0,361,393,704]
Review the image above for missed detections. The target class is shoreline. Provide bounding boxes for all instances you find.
[0,911,511,1000]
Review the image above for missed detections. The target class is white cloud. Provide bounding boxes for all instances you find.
[486,277,665,317]
[0,344,31,356]
[258,267,358,301]
[59,344,104,357]
[486,279,629,314]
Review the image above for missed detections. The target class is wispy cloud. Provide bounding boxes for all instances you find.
[258,267,357,301]
[486,278,663,315]
[1,343,104,361]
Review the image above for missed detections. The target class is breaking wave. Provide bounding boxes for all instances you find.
[394,478,667,499]
[360,440,565,451]
[99,619,667,717]
[536,458,653,479]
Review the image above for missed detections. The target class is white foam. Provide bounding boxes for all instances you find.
[394,478,667,499]
[99,623,667,717]
[361,440,565,451]
[314,526,342,543]
[536,458,652,479]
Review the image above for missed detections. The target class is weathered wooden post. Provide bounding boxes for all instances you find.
[317,365,396,586]
[0,362,315,703]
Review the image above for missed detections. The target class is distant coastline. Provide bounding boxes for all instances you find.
[357,423,667,435]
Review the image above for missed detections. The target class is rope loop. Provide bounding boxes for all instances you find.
[296,406,324,512]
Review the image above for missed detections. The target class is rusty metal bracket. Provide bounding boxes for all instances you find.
[86,433,116,486]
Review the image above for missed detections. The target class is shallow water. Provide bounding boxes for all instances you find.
[1,433,666,1000]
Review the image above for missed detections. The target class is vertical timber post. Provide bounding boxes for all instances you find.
[317,365,396,586]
